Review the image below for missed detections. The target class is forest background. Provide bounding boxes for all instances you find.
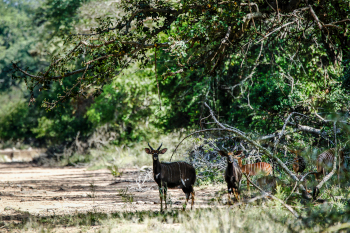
[2,0,349,153]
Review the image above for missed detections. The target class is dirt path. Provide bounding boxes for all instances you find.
[0,163,223,218]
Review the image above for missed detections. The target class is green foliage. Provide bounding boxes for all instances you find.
[86,63,160,144]
[0,101,37,141]
[196,166,224,186]
[118,187,134,203]
[0,0,42,91]
[35,0,89,35]
[107,164,122,177]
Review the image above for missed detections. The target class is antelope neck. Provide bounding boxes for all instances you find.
[237,158,243,168]
[153,156,162,177]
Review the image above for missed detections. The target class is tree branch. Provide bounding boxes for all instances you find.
[309,5,323,30]
[12,63,94,81]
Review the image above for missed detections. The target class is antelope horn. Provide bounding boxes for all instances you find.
[157,143,163,151]
[148,143,154,151]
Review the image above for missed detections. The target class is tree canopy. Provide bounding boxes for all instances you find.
[12,0,350,108]
[2,0,350,149]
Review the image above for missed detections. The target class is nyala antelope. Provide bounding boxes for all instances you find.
[313,148,347,199]
[235,152,272,191]
[218,150,242,204]
[315,148,347,181]
[290,150,306,174]
[145,143,196,211]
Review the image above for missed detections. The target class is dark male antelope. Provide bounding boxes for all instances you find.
[235,153,272,191]
[315,148,347,180]
[145,143,196,211]
[218,150,242,204]
[292,153,306,174]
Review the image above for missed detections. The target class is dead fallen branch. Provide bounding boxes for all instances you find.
[202,102,311,199]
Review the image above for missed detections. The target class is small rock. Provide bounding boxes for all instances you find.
[82,193,88,198]
[144,201,154,204]
[21,188,24,191]
[4,206,13,211]
[136,201,145,204]
[140,166,152,172]
[17,184,22,189]
[174,201,182,205]
[20,199,25,202]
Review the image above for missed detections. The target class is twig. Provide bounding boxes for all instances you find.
[256,21,296,43]
[283,171,317,202]
[309,5,323,30]
[243,173,300,218]
[274,112,308,149]
[284,181,298,202]
[170,128,230,161]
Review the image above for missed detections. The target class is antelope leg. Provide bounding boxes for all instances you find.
[184,193,190,211]
[159,187,163,212]
[234,190,240,202]
[227,192,232,205]
[191,192,195,210]
[160,194,163,212]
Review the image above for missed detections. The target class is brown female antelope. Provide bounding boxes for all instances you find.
[145,143,196,211]
[218,150,242,204]
[315,148,347,180]
[235,152,272,191]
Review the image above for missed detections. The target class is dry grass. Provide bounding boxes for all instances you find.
[87,131,194,170]
[13,200,348,233]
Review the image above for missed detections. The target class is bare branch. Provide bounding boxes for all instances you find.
[202,102,311,198]
[309,5,323,30]
[256,21,296,43]
[12,63,94,81]
[81,40,169,49]
[243,173,300,218]
[170,128,230,161]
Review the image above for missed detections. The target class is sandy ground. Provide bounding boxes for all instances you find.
[0,162,223,219]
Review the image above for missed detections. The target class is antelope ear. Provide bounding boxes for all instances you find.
[218,151,227,157]
[159,148,168,154]
[145,148,152,154]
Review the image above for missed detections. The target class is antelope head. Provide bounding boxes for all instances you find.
[219,150,243,163]
[145,143,168,161]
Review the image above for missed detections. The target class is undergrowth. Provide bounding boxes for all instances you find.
[4,201,350,232]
